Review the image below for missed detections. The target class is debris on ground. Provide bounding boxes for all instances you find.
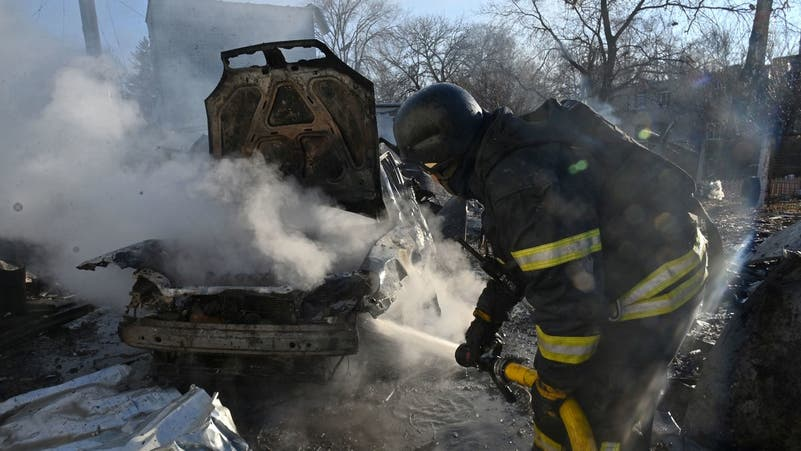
[0,306,151,401]
[706,180,725,200]
[0,364,249,450]
[683,251,801,449]
[749,217,801,260]
[0,260,94,349]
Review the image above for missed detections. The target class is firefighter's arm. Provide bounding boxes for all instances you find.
[474,278,520,325]
[460,278,520,366]
[491,167,607,391]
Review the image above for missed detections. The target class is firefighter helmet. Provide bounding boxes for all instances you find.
[393,83,484,185]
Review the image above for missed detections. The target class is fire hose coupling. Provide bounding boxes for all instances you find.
[492,356,509,384]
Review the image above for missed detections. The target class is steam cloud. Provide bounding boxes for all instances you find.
[382,232,483,347]
[0,5,481,354]
[0,4,479,330]
[0,4,384,304]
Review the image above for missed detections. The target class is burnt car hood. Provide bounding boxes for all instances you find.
[205,40,382,217]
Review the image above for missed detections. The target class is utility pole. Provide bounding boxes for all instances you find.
[78,0,102,56]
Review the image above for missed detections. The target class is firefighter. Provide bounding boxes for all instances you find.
[393,83,716,450]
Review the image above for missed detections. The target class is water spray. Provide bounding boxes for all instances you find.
[372,318,459,355]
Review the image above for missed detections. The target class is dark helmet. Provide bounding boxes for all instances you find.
[393,83,484,190]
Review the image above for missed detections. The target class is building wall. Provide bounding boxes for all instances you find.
[146,0,322,133]
[607,67,763,181]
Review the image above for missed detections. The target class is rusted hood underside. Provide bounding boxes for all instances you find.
[205,40,382,217]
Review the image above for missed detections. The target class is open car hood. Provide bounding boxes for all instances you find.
[205,40,383,217]
[77,41,436,357]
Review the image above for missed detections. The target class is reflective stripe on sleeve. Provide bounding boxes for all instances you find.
[615,228,708,321]
[512,229,602,271]
[618,266,707,321]
[535,325,600,365]
[618,229,707,306]
[600,442,621,451]
[533,422,563,451]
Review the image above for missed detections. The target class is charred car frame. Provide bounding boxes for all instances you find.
[79,40,434,364]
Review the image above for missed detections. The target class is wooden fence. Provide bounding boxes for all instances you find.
[768,178,801,198]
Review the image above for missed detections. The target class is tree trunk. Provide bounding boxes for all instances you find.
[740,0,772,88]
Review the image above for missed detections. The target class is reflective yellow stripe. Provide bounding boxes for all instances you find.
[615,229,708,321]
[618,266,707,321]
[533,422,563,451]
[535,325,600,365]
[618,229,707,305]
[473,308,491,322]
[512,229,602,271]
[600,442,621,451]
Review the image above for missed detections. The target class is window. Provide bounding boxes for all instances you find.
[706,121,721,141]
[632,92,647,111]
[658,91,671,107]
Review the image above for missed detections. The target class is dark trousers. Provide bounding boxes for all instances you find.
[534,296,701,451]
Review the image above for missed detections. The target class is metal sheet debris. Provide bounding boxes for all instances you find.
[750,219,801,260]
[0,364,248,450]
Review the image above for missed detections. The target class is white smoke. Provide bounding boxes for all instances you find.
[199,156,388,288]
[0,4,385,304]
[0,4,482,354]
[377,214,485,359]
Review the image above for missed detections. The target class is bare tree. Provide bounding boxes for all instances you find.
[684,22,736,71]
[373,17,540,110]
[455,25,545,111]
[372,16,469,99]
[741,0,773,88]
[490,0,756,101]
[312,0,400,74]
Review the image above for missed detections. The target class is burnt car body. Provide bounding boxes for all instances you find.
[79,40,433,361]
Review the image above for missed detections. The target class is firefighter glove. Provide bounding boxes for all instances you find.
[460,308,500,366]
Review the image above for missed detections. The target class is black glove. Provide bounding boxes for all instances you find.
[459,309,501,367]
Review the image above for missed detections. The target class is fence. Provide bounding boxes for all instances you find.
[768,177,801,198]
[704,178,800,202]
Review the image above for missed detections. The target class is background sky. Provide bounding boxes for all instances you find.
[13,0,488,66]
[11,0,801,69]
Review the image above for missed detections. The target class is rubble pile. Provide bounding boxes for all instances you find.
[684,251,801,448]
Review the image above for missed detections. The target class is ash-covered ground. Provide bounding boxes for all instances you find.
[3,192,800,450]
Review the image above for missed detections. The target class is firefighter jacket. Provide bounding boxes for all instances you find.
[467,101,708,390]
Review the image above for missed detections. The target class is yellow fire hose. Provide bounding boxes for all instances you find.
[503,362,598,451]
[456,339,598,451]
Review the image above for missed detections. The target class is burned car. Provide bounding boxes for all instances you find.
[78,40,434,367]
